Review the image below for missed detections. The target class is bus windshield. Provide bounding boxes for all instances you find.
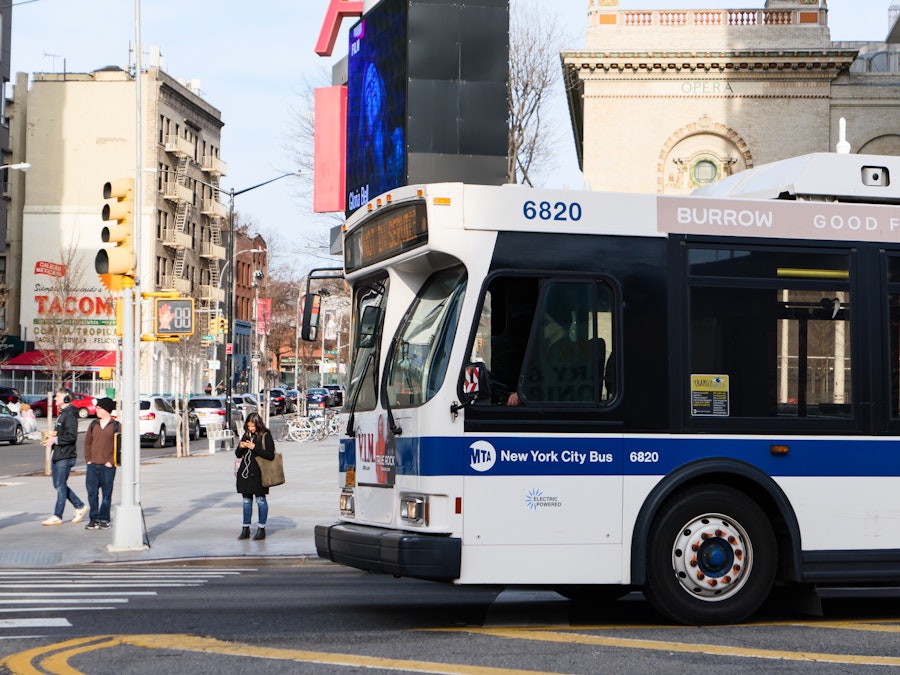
[386,266,467,408]
[346,275,389,413]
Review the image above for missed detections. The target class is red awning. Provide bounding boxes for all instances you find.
[2,350,117,372]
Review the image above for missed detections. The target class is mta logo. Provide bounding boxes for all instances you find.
[469,440,496,472]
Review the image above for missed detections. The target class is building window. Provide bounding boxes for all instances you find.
[692,159,718,184]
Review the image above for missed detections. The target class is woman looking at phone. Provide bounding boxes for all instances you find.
[234,412,276,540]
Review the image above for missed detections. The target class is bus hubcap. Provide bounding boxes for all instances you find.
[671,513,751,600]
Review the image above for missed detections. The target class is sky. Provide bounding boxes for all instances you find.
[10,0,897,275]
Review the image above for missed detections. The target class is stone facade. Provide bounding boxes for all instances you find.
[566,0,900,194]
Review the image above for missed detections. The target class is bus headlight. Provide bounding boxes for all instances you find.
[340,488,355,516]
[400,495,427,524]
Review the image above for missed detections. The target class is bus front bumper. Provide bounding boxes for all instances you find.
[315,523,461,582]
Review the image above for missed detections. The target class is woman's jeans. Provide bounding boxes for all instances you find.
[242,495,268,527]
[52,457,84,519]
[86,463,116,522]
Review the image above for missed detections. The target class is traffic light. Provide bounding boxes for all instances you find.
[96,178,135,288]
[208,316,227,334]
[300,293,321,341]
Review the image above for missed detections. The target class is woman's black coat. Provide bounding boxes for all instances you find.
[235,430,276,496]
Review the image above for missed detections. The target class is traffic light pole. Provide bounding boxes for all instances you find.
[112,284,144,550]
[111,0,146,551]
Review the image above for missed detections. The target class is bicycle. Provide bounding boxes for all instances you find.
[293,411,339,442]
[277,415,302,441]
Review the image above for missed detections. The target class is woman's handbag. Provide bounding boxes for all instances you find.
[255,452,285,488]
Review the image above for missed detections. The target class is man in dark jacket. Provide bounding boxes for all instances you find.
[83,397,118,530]
[41,388,88,526]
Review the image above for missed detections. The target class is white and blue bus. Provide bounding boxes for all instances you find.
[313,152,900,624]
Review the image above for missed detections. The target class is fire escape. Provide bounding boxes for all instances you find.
[161,134,228,315]
[162,134,194,295]
[199,153,228,315]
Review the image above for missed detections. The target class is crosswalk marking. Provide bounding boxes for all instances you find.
[0,596,128,605]
[0,618,70,628]
[0,566,255,638]
[0,592,156,597]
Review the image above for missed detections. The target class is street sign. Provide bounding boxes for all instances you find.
[208,360,221,370]
[201,335,215,341]
[226,343,233,355]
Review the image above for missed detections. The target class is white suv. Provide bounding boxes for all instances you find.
[139,396,180,447]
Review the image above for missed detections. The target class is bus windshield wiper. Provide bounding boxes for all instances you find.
[345,351,375,438]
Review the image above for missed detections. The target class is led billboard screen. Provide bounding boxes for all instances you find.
[346,0,408,213]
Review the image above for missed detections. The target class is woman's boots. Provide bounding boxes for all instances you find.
[253,527,266,540]
[238,526,251,540]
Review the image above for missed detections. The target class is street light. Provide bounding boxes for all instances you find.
[193,172,299,428]
[222,172,301,428]
[212,248,263,392]
[0,162,30,172]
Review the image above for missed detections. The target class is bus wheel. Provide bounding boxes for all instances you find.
[643,485,776,625]
[554,585,630,604]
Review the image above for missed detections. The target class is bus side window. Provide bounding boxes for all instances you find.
[519,280,612,405]
[470,277,540,405]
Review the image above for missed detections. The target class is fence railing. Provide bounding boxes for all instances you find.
[0,376,110,398]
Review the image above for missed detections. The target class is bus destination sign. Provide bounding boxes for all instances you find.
[345,202,428,272]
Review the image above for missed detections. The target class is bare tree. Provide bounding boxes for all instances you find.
[166,334,203,457]
[508,0,567,186]
[261,276,300,386]
[34,243,89,389]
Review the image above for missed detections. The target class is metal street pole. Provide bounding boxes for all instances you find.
[294,293,300,388]
[225,189,235,428]
[223,172,300,428]
[112,0,145,551]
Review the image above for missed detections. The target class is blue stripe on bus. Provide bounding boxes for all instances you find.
[339,435,900,478]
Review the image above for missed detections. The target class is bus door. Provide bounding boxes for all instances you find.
[342,276,391,519]
[461,275,624,566]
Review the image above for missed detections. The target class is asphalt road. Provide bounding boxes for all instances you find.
[4,565,900,674]
[0,416,296,478]
[0,428,208,478]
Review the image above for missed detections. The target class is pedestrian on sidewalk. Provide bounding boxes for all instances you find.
[83,397,119,531]
[235,412,276,541]
[41,388,88,526]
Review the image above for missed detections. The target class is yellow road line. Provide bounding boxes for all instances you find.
[452,626,900,667]
[0,633,568,675]
[0,636,113,675]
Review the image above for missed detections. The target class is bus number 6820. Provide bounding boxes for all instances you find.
[523,200,583,222]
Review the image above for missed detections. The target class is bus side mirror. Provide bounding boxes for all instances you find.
[463,363,491,402]
[300,293,321,341]
[357,305,382,349]
[452,363,492,414]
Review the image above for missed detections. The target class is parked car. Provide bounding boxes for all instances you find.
[164,397,201,441]
[267,388,291,415]
[285,389,301,410]
[139,395,180,447]
[322,384,345,407]
[187,396,237,435]
[0,387,20,404]
[230,393,258,421]
[305,387,334,414]
[30,392,97,419]
[0,402,25,444]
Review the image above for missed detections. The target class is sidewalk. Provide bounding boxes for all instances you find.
[0,435,339,567]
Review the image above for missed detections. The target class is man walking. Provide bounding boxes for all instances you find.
[83,397,118,530]
[41,388,88,526]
